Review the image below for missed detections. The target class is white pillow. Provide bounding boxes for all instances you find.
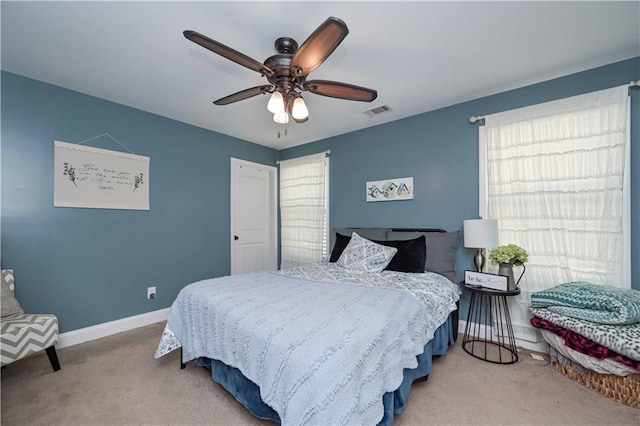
[336,232,398,273]
[1,270,24,317]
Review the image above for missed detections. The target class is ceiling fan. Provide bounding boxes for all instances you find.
[183,16,378,125]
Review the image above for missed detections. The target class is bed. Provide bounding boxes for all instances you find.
[155,227,461,425]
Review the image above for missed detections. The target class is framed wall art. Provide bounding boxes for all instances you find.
[366,177,413,202]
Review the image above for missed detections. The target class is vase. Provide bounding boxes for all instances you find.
[498,262,525,291]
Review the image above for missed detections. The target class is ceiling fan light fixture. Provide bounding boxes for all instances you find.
[291,97,309,120]
[267,91,285,114]
[273,111,290,124]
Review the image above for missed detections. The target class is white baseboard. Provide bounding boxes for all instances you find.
[57,308,170,349]
[458,320,549,354]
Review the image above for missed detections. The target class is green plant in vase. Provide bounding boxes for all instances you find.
[490,244,528,290]
[490,244,528,265]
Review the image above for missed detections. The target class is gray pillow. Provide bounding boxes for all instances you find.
[387,231,460,282]
[1,271,24,317]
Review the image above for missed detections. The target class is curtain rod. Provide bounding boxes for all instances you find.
[468,81,640,124]
[276,150,331,164]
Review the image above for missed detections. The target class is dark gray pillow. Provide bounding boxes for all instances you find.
[1,271,24,317]
[387,231,460,282]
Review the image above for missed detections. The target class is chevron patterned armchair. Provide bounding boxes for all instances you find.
[1,269,61,371]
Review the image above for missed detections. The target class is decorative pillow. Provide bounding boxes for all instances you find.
[330,228,388,254]
[336,233,398,273]
[330,233,426,273]
[329,233,352,262]
[1,270,24,317]
[376,235,426,273]
[387,230,460,282]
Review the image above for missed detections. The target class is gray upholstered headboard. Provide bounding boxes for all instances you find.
[330,227,459,283]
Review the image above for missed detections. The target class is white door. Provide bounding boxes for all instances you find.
[230,158,277,274]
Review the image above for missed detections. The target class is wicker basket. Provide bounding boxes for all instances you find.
[551,355,640,409]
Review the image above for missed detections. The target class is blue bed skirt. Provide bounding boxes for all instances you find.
[195,311,457,425]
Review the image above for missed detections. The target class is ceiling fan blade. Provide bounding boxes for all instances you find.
[184,30,274,77]
[303,80,377,102]
[213,85,273,106]
[291,17,348,77]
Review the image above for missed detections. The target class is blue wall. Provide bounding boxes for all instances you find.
[2,58,638,333]
[281,58,640,301]
[1,71,278,332]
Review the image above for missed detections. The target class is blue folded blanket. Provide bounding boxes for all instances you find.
[531,282,640,325]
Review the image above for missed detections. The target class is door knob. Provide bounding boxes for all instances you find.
[234,235,239,240]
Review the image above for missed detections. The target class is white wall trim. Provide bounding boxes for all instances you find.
[57,308,169,349]
[458,319,549,354]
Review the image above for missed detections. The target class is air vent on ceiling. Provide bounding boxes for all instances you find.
[362,105,393,117]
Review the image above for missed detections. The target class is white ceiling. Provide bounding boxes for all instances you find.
[2,2,638,150]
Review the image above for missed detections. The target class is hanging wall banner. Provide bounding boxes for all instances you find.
[54,141,150,210]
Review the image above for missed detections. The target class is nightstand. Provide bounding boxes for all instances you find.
[461,282,520,364]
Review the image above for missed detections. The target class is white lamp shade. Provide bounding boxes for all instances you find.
[273,111,289,124]
[267,91,285,114]
[463,219,498,248]
[291,97,309,120]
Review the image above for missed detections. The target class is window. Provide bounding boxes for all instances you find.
[279,152,329,269]
[479,85,630,341]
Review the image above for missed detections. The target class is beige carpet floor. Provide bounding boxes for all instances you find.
[1,321,638,425]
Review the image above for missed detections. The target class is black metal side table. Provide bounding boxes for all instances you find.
[461,283,520,364]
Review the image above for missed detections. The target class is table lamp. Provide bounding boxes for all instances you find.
[463,219,498,272]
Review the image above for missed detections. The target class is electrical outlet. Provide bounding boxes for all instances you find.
[147,286,156,299]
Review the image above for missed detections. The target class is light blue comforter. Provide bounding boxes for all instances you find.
[162,264,459,425]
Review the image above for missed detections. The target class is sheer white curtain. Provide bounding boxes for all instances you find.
[479,85,630,341]
[279,152,329,269]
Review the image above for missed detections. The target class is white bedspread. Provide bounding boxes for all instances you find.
[158,264,459,425]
